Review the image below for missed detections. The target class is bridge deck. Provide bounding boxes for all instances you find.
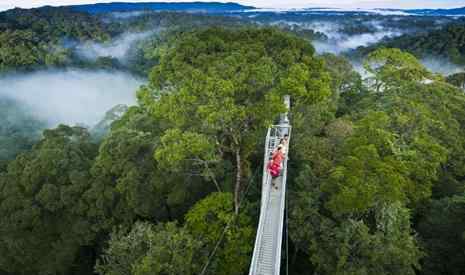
[254,175,285,274]
[249,124,290,275]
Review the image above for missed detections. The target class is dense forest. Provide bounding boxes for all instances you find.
[0,7,247,74]
[0,7,109,71]
[356,23,465,65]
[1,4,465,275]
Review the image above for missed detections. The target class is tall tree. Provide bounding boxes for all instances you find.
[138,27,330,213]
[85,107,209,231]
[363,48,431,92]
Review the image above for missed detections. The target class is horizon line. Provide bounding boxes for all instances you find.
[1,1,464,13]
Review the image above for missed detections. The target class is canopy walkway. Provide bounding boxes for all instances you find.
[249,97,291,275]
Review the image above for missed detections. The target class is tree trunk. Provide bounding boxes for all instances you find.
[165,202,173,221]
[234,148,242,215]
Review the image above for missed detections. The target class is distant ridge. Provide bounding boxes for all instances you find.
[406,6,465,16]
[70,2,255,14]
[267,6,465,16]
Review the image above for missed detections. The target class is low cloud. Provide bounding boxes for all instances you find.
[313,31,401,54]
[0,69,143,127]
[110,11,148,19]
[76,31,154,62]
[421,58,465,76]
[277,20,403,54]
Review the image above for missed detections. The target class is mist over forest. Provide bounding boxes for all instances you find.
[1,3,465,275]
[0,70,141,127]
[75,31,155,62]
[1,6,463,148]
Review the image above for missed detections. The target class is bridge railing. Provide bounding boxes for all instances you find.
[274,125,291,274]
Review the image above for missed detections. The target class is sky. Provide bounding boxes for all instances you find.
[0,0,464,11]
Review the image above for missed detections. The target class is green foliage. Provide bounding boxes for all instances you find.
[323,113,410,214]
[96,222,204,275]
[2,9,465,274]
[311,204,422,275]
[155,128,224,191]
[97,193,253,275]
[86,107,208,231]
[417,194,465,275]
[0,7,109,71]
[358,24,465,65]
[0,125,97,275]
[364,48,431,92]
[185,192,254,275]
[289,166,422,275]
[323,108,448,214]
[289,48,465,275]
[446,72,465,90]
[0,6,252,73]
[155,129,219,172]
[139,27,330,212]
[0,98,46,161]
[321,53,363,98]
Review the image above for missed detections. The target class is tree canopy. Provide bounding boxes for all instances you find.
[0,125,97,274]
[1,10,465,274]
[138,27,330,213]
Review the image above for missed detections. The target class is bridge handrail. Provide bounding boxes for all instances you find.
[273,125,291,274]
[249,127,273,275]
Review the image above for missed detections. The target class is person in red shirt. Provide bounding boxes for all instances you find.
[272,145,285,164]
[268,145,285,189]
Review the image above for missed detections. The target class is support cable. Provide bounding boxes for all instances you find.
[199,168,260,275]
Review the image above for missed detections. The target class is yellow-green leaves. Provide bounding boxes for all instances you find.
[185,192,254,275]
[364,48,431,92]
[155,129,218,172]
[96,222,204,275]
[141,27,332,211]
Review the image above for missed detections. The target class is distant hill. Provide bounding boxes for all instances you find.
[406,6,465,16]
[375,6,465,16]
[297,6,465,16]
[354,24,465,65]
[70,2,255,14]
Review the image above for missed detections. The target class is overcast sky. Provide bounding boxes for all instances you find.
[0,0,464,11]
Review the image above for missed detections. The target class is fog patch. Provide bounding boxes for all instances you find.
[369,9,410,16]
[0,70,143,127]
[421,58,464,76]
[341,31,400,49]
[110,11,148,19]
[76,31,154,62]
[285,21,402,54]
[306,22,339,38]
[351,61,371,79]
[313,30,400,54]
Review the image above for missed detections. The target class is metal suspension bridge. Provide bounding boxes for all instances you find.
[198,96,291,275]
[249,96,291,275]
